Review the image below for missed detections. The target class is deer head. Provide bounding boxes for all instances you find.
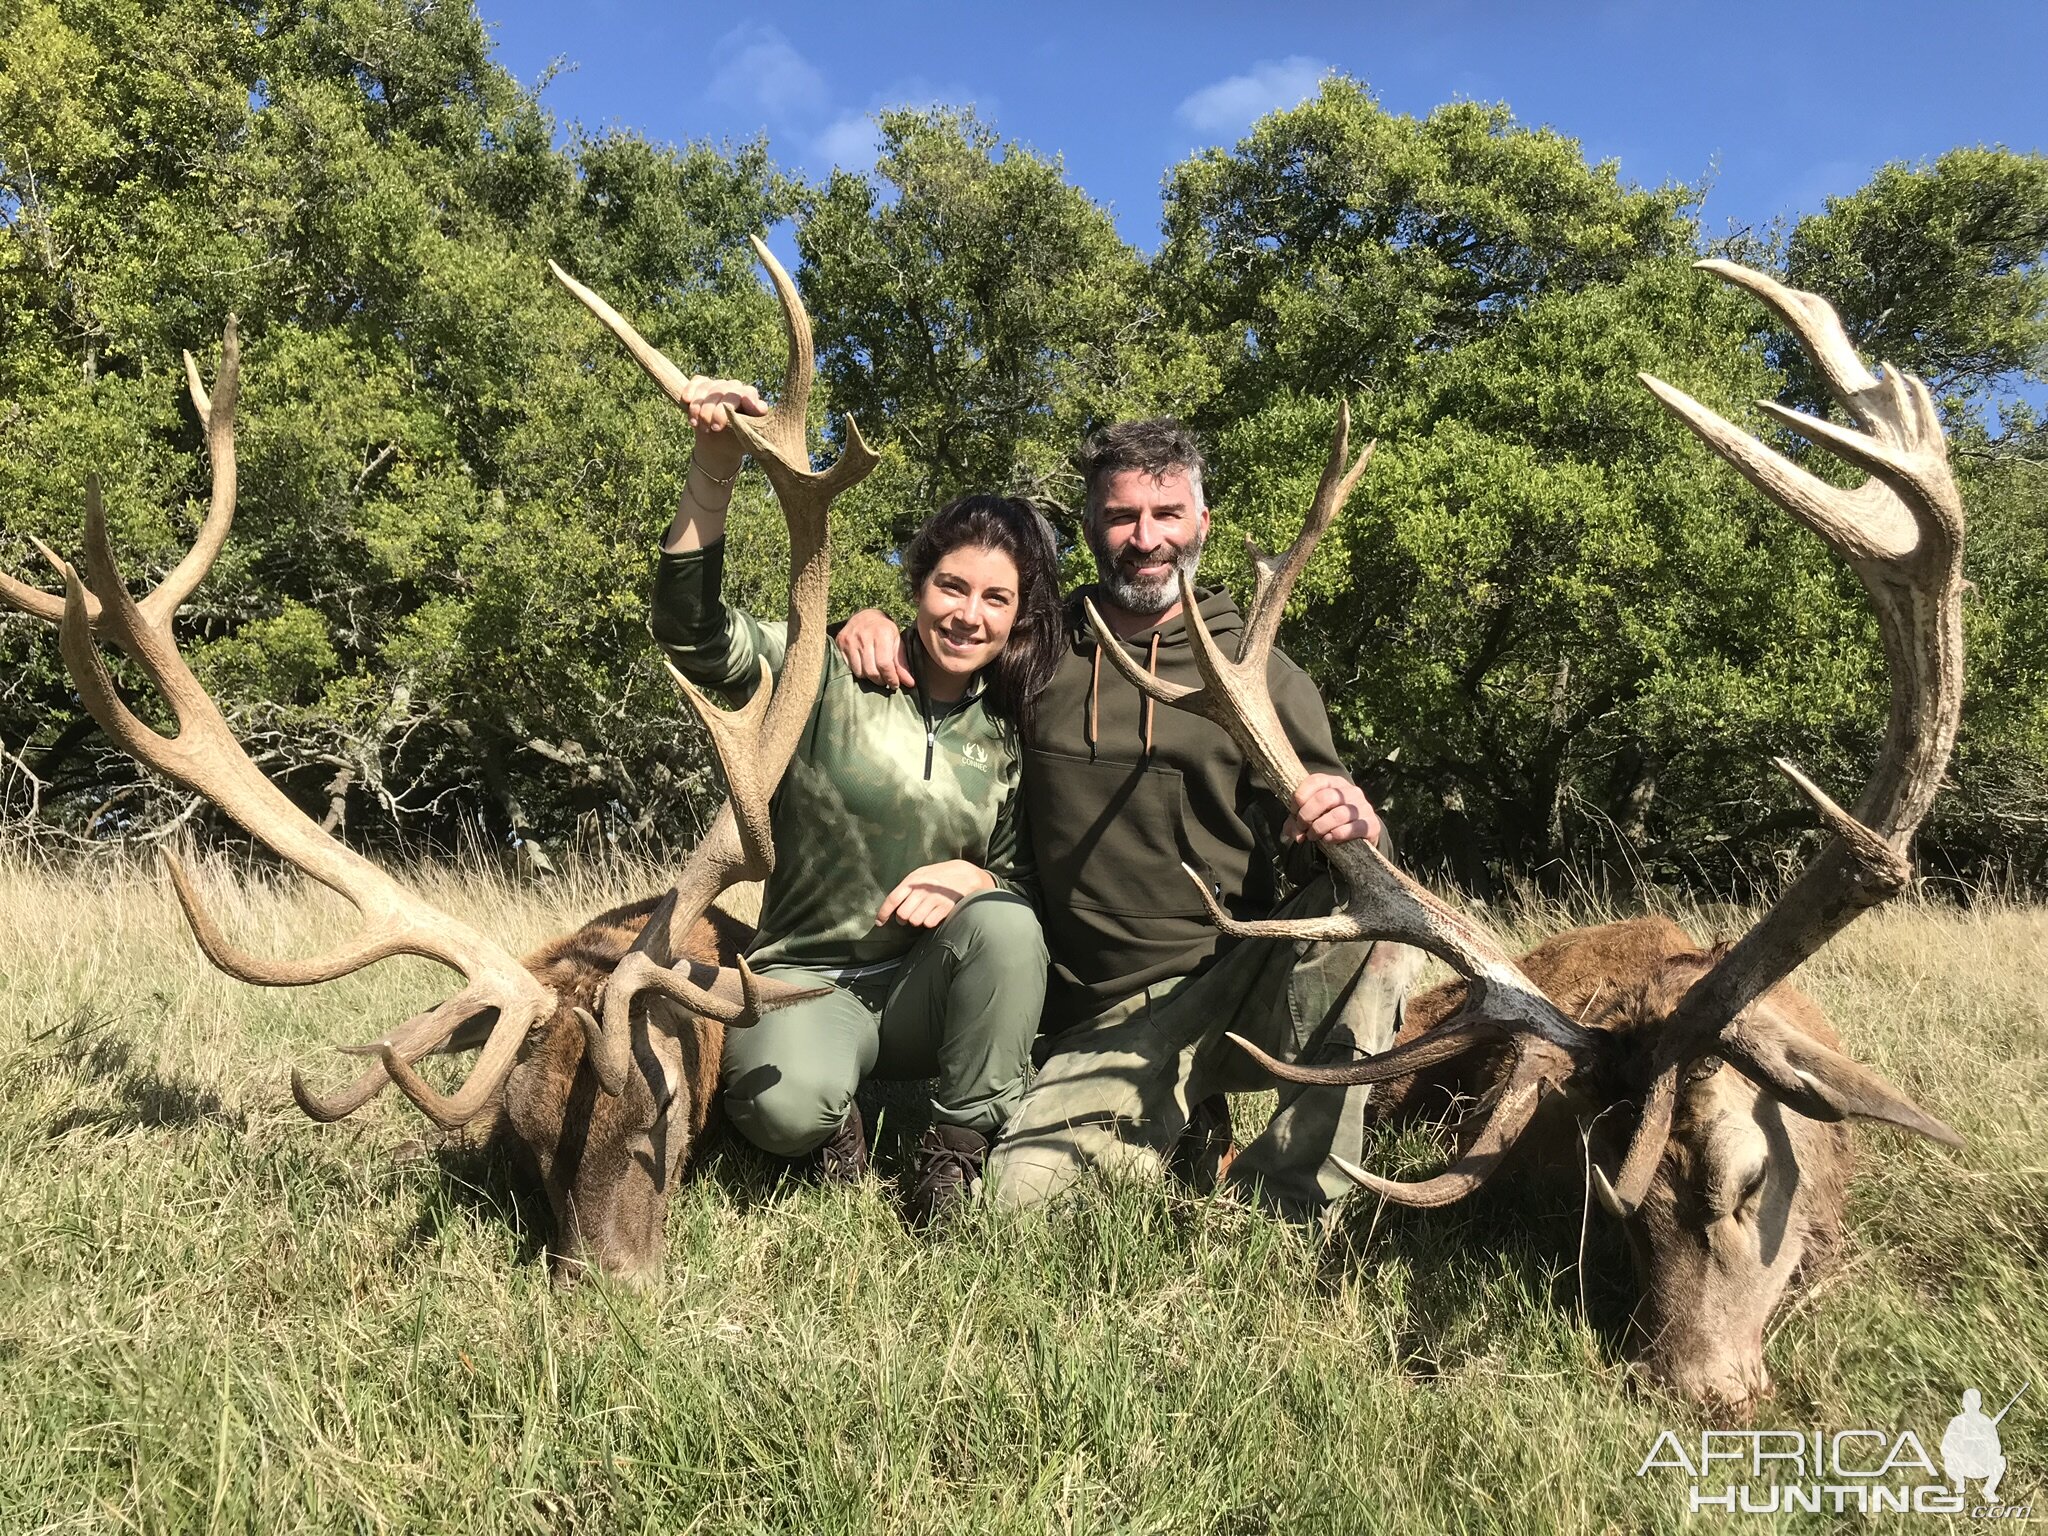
[1111,261,1966,1408]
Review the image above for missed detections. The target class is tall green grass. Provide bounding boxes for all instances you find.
[1,849,2040,1532]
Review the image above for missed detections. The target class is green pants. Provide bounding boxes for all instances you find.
[985,876,1424,1218]
[721,889,1048,1156]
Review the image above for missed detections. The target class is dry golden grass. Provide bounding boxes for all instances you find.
[0,847,2041,1533]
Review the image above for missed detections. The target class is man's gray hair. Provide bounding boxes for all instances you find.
[1079,418,1206,520]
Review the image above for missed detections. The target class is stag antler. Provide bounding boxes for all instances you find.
[1202,262,1965,1212]
[2,321,556,1130]
[1591,260,1968,1212]
[550,238,878,1094]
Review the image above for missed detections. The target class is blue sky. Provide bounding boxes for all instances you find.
[479,0,2046,252]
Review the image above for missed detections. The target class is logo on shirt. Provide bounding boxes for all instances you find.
[958,740,991,770]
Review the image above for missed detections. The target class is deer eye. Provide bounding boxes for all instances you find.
[1731,1160,1769,1219]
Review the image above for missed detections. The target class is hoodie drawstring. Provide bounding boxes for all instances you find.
[1087,643,1101,751]
[1142,632,1160,760]
[1085,625,1163,759]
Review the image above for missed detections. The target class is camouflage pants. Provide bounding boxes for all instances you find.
[985,876,1424,1219]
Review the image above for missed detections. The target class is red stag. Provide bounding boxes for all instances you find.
[1092,261,1965,1408]
[3,238,875,1284]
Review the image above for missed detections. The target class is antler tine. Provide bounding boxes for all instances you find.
[1328,1038,1561,1208]
[732,235,813,467]
[722,236,880,499]
[1646,263,1966,1046]
[183,347,213,421]
[1083,600,1197,705]
[1693,259,1883,425]
[1597,1060,1683,1217]
[548,260,697,405]
[2,321,240,632]
[142,317,239,626]
[1636,374,1917,567]
[163,851,423,984]
[1226,1017,1511,1087]
[1240,403,1374,672]
[1,541,83,627]
[291,988,497,1121]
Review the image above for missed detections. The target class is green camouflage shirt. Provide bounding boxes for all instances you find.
[651,540,1033,975]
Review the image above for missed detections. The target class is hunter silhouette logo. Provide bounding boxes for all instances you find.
[1637,1382,2033,1518]
[1944,1385,2026,1503]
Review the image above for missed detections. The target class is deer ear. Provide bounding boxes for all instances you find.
[1722,1021,1964,1150]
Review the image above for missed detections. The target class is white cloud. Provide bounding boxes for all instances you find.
[708,24,827,122]
[1175,56,1330,136]
[813,112,880,170]
[809,82,996,172]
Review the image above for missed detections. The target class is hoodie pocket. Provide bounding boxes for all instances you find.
[1026,748,1213,919]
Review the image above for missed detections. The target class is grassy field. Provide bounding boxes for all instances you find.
[0,848,2041,1534]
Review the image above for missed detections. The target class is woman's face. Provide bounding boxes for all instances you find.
[914,544,1022,686]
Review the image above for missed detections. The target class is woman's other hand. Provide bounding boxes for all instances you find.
[836,607,917,691]
[682,376,768,480]
[877,860,997,928]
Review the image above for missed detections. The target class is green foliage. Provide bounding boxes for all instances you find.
[1785,148,2048,409]
[797,107,1199,533]
[1166,89,1854,889]
[2,11,2043,889]
[1936,411,2048,885]
[2,0,805,852]
[1157,81,1697,409]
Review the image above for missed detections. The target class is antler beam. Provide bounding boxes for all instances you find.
[1590,260,1969,1213]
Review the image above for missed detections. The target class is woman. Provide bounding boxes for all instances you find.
[648,374,1061,1225]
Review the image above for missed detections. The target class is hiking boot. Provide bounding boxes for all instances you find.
[1169,1092,1237,1195]
[815,1102,869,1184]
[904,1123,988,1227]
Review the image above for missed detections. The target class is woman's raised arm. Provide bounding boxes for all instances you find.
[661,376,768,552]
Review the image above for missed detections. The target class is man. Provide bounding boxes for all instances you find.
[833,419,1419,1217]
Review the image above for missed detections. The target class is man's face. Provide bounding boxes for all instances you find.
[1085,466,1210,618]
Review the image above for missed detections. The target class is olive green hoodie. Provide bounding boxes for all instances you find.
[1024,585,1349,1021]
[651,540,1032,976]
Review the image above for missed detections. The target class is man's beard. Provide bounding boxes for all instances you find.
[1086,522,1207,617]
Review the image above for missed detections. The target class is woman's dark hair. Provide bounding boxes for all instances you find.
[903,494,1064,736]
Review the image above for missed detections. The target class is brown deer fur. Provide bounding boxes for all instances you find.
[492,898,751,1286]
